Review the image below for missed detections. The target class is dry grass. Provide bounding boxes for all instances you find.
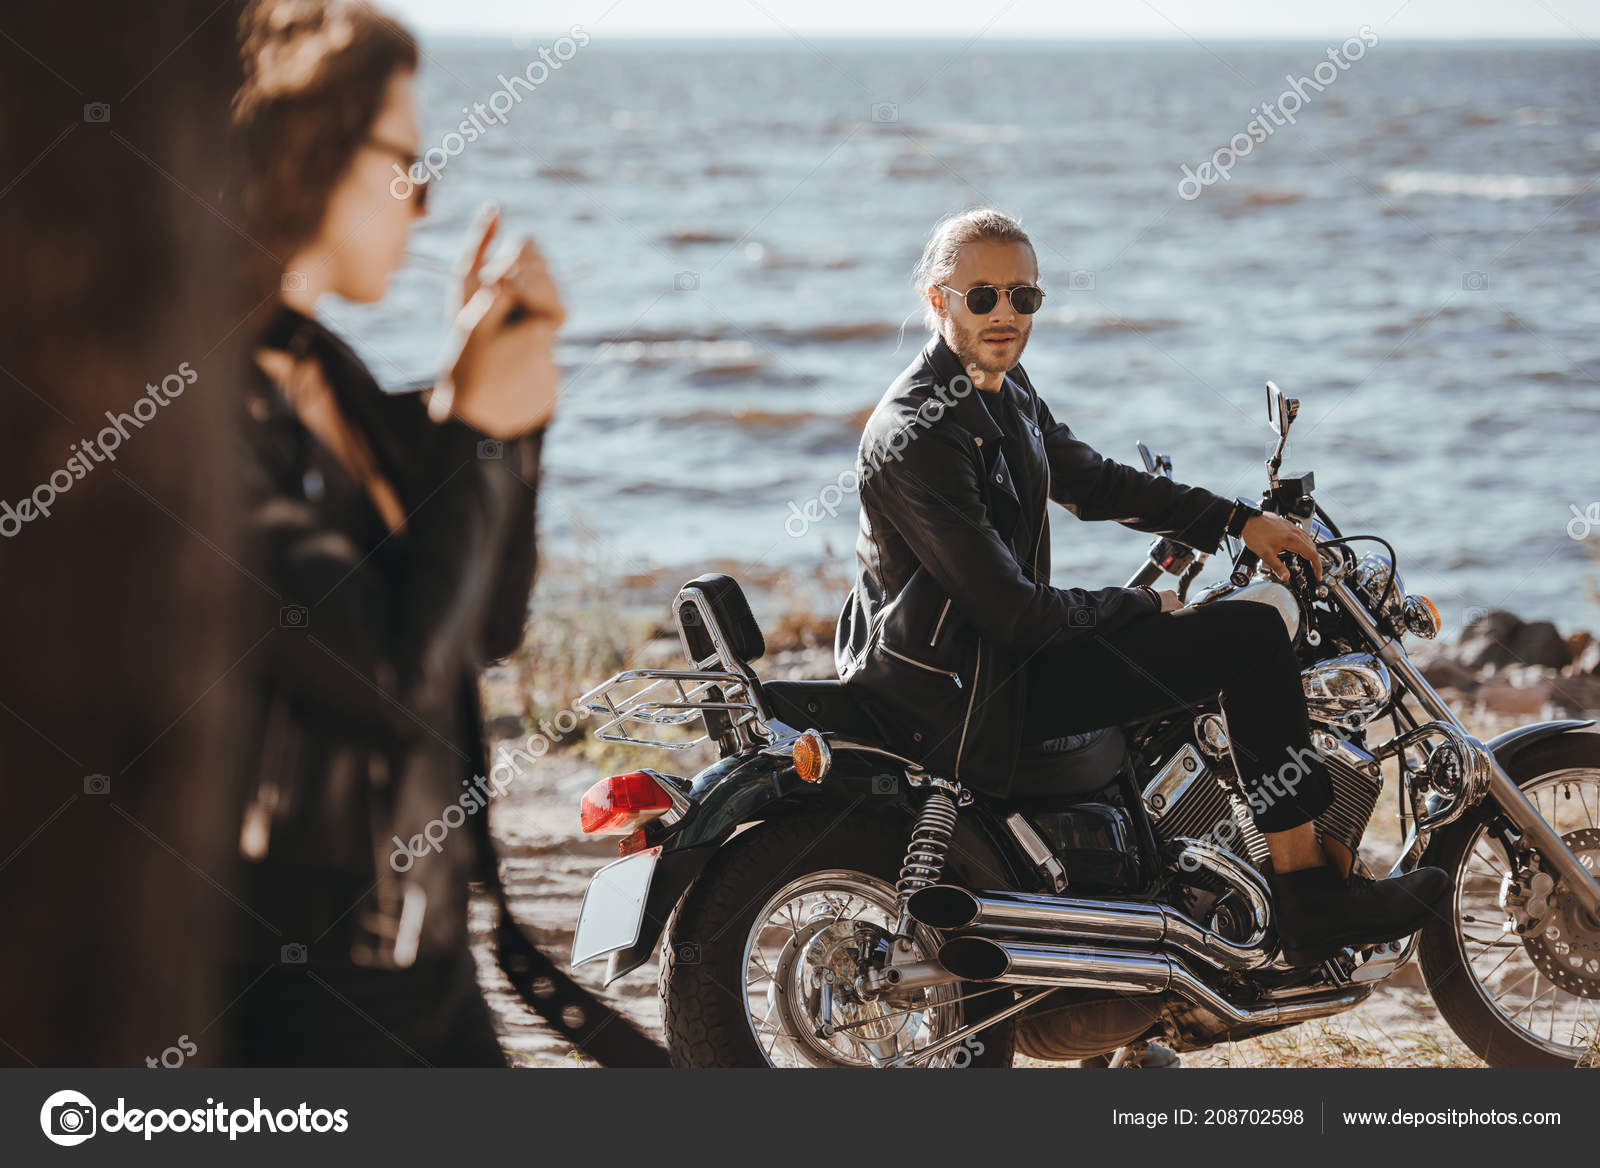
[1186,1017,1479,1068]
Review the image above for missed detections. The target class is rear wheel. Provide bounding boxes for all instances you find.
[659,813,1016,1068]
[1419,734,1600,1067]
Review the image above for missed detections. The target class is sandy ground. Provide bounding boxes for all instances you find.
[470,645,1553,1069]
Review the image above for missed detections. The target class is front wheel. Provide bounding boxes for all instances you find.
[659,813,1016,1068]
[1418,732,1600,1066]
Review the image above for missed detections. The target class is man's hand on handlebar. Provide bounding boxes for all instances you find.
[1153,588,1182,613]
[1240,513,1323,582]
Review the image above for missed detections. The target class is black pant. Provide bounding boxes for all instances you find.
[1020,599,1333,834]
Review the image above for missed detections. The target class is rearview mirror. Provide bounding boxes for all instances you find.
[1266,381,1299,437]
[1135,441,1172,478]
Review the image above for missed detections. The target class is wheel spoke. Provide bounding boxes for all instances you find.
[737,869,972,1068]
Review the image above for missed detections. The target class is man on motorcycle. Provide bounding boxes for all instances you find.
[835,207,1451,966]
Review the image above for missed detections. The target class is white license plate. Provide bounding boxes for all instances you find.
[570,847,660,969]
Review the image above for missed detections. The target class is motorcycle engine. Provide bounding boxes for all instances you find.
[1142,714,1384,871]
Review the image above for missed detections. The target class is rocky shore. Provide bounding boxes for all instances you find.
[1409,610,1600,719]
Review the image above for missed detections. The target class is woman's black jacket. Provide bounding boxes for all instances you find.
[237,306,543,968]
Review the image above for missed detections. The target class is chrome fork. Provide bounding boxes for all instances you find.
[1328,574,1600,917]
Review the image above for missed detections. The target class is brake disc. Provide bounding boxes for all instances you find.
[764,908,920,1065]
[1522,828,1600,1000]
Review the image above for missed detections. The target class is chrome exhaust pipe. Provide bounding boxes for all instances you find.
[937,935,1368,1029]
[939,935,1174,992]
[908,841,1275,971]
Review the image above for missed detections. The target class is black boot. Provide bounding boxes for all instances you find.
[1269,863,1452,967]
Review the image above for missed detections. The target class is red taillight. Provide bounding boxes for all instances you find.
[580,771,673,834]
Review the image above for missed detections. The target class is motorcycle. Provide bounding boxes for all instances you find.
[567,383,1600,1068]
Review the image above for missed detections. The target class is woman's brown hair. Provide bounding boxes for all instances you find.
[232,0,418,259]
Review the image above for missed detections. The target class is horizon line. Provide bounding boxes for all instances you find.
[412,29,1599,44]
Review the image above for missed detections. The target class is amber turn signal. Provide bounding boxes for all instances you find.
[1403,593,1441,639]
[792,730,832,784]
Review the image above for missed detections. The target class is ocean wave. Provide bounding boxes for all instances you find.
[793,321,898,342]
[886,159,953,179]
[663,407,845,431]
[664,228,742,245]
[1381,170,1590,199]
[587,338,759,366]
[575,320,903,351]
[1025,307,1182,335]
[1240,189,1304,208]
[747,246,857,271]
[921,122,1020,144]
[688,361,775,381]
[1086,315,1183,335]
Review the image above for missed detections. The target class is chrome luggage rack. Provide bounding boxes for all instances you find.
[577,581,774,753]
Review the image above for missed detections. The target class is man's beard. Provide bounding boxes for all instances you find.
[947,316,1028,376]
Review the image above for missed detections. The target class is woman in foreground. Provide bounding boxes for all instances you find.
[229,0,561,1065]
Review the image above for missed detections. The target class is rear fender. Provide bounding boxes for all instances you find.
[596,742,1025,982]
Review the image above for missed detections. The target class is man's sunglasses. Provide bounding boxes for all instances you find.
[367,136,431,211]
[936,282,1046,315]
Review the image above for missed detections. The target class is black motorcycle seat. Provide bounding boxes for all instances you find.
[1009,725,1129,798]
[761,679,895,742]
[764,679,1126,798]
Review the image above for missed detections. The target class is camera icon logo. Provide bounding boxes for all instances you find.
[1068,269,1096,291]
[1461,271,1489,292]
[84,773,110,795]
[870,102,899,123]
[281,271,308,293]
[40,1090,97,1146]
[279,605,308,629]
[477,438,504,460]
[673,271,699,292]
[83,103,110,124]
[871,774,899,796]
[1568,502,1600,541]
[675,942,701,964]
[1068,606,1097,627]
[281,942,308,964]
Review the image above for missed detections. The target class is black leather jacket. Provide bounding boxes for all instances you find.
[835,334,1258,797]
[238,306,543,968]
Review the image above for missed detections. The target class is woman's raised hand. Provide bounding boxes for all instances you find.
[440,204,564,439]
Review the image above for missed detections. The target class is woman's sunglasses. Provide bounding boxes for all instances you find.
[936,282,1046,315]
[367,136,431,211]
